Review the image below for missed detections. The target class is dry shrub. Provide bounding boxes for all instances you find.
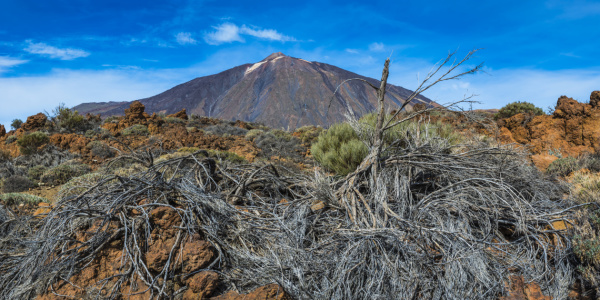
[0,130,577,299]
[40,161,91,186]
[2,176,35,193]
[0,193,48,205]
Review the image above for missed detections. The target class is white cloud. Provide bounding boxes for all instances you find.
[369,42,385,52]
[24,41,90,60]
[203,23,296,45]
[204,23,245,45]
[175,32,197,45]
[0,56,28,73]
[345,49,359,54]
[240,25,296,42]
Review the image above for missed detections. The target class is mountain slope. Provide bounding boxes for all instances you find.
[74,52,435,129]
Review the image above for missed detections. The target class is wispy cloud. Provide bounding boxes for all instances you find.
[204,23,245,45]
[24,41,90,60]
[175,32,197,45]
[239,25,296,42]
[203,23,296,45]
[0,56,28,74]
[345,48,359,54]
[369,42,385,52]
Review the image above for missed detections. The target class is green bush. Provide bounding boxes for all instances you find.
[10,119,23,130]
[494,101,545,120]
[40,162,91,186]
[28,165,48,182]
[0,193,48,205]
[52,104,94,132]
[2,175,36,193]
[17,131,49,155]
[546,156,579,177]
[121,124,149,137]
[311,123,367,175]
[312,114,461,175]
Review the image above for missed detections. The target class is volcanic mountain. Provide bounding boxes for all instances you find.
[74,52,436,129]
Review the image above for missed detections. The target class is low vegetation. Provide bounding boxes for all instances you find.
[16,131,49,155]
[494,101,545,119]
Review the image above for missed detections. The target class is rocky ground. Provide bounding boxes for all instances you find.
[1,94,599,299]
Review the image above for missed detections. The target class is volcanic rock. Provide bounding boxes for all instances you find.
[0,125,5,137]
[590,90,600,109]
[213,284,292,300]
[167,108,188,120]
[21,113,47,131]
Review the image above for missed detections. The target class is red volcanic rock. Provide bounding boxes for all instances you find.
[590,90,600,109]
[501,275,551,300]
[212,284,292,300]
[183,271,220,299]
[0,125,5,137]
[553,95,590,119]
[181,238,216,273]
[499,93,600,159]
[21,113,48,131]
[167,108,188,120]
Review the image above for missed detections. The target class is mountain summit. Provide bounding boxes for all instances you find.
[74,53,435,129]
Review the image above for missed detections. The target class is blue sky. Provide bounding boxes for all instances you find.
[1,0,599,128]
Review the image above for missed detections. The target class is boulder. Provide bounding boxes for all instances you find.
[167,109,188,120]
[590,90,600,109]
[0,124,5,137]
[21,113,48,131]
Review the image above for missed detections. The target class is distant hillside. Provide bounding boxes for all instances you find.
[75,52,436,129]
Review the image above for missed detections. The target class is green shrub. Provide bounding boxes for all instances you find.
[5,135,17,145]
[494,101,544,120]
[17,131,49,155]
[121,124,149,136]
[52,104,94,132]
[546,156,579,177]
[40,162,91,186]
[311,123,367,175]
[28,165,48,181]
[10,119,23,130]
[0,193,48,205]
[2,175,36,193]
[312,114,461,175]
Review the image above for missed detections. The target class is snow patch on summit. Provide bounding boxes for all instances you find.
[245,61,266,75]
